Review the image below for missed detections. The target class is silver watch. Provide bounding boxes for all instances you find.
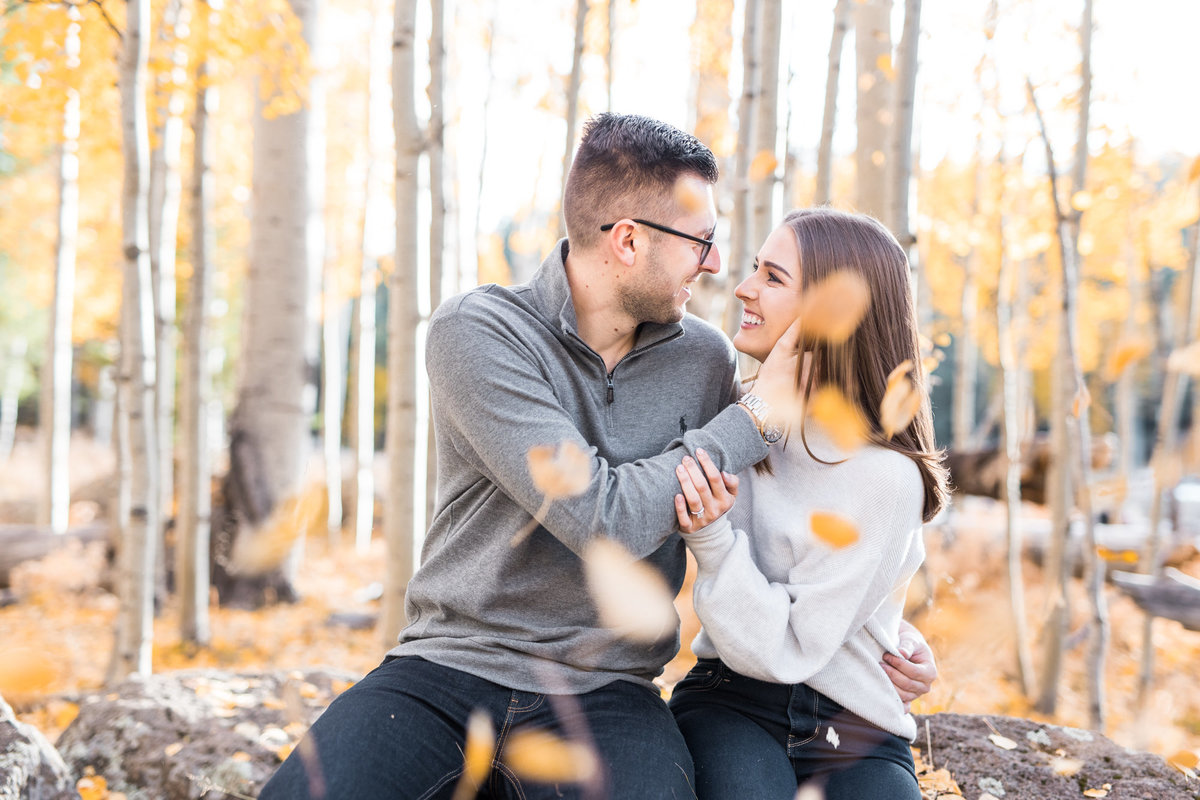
[738,393,784,444]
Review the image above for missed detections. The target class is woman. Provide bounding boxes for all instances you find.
[668,208,950,799]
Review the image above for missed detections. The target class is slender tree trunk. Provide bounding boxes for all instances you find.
[383,0,429,645]
[112,0,160,680]
[42,29,81,536]
[558,0,588,240]
[0,338,28,462]
[178,53,216,646]
[750,0,781,249]
[149,0,188,549]
[853,0,892,221]
[814,0,851,207]
[954,143,982,451]
[426,0,446,525]
[322,265,344,543]
[606,0,615,110]
[722,0,760,340]
[473,2,498,287]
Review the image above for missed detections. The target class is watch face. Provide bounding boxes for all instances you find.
[763,423,784,444]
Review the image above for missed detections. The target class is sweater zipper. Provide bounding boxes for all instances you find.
[606,371,615,404]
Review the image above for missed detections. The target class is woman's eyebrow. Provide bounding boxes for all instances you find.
[761,259,793,279]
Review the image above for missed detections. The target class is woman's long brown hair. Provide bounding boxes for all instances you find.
[768,207,950,523]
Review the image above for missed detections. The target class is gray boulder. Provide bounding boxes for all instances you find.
[0,694,77,800]
[55,668,358,800]
[915,713,1199,799]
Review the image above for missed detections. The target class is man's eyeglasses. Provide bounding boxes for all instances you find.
[600,219,714,266]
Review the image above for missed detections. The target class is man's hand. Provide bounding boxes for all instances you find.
[882,619,938,712]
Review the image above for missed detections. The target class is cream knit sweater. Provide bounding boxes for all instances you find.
[685,424,925,740]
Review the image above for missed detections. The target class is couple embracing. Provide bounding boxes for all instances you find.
[264,113,949,800]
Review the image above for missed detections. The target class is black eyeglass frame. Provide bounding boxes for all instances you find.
[600,219,714,266]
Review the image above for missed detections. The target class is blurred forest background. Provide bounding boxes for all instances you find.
[3,0,1200,782]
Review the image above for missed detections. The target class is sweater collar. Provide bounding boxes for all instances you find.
[530,238,685,350]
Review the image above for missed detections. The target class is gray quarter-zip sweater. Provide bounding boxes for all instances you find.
[388,240,768,694]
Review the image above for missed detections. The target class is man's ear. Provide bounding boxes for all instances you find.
[605,219,639,267]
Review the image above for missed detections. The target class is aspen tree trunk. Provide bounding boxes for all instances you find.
[473,3,498,283]
[853,0,891,221]
[149,0,188,548]
[1029,0,1104,727]
[0,338,27,462]
[42,19,81,536]
[887,0,919,248]
[178,54,216,646]
[383,0,428,645]
[322,263,344,543]
[218,0,324,608]
[606,0,615,110]
[1115,220,1144,478]
[750,0,781,249]
[558,0,588,240]
[814,0,851,207]
[1137,179,1200,731]
[426,0,446,525]
[953,142,982,451]
[722,0,760,340]
[112,0,160,679]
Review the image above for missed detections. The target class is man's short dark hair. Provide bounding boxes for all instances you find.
[562,113,719,251]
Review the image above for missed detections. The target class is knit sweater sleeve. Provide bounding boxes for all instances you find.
[426,297,766,560]
[684,450,924,684]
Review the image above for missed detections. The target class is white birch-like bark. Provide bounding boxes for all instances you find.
[0,338,27,462]
[814,0,851,207]
[383,0,428,645]
[473,4,498,281]
[322,263,344,543]
[113,0,160,679]
[606,0,615,110]
[853,0,891,221]
[41,13,81,536]
[750,0,781,249]
[722,0,760,340]
[426,0,446,525]
[178,55,216,646]
[558,0,588,240]
[887,0,920,247]
[149,0,188,548]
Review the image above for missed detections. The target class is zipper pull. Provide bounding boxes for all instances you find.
[606,372,615,404]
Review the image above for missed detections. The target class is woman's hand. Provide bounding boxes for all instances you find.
[882,619,939,712]
[673,448,739,533]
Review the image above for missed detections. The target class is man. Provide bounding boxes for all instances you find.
[262,113,934,799]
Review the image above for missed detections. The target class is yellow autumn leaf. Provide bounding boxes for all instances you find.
[1049,756,1085,776]
[1104,336,1152,380]
[1072,385,1091,418]
[451,710,495,800]
[229,485,326,575]
[1071,190,1094,211]
[797,271,871,344]
[886,360,914,392]
[527,441,592,500]
[749,150,778,182]
[674,175,708,213]
[164,742,185,757]
[810,510,859,549]
[1167,341,1200,376]
[76,773,108,800]
[1083,787,1109,798]
[987,733,1018,750]
[0,646,56,695]
[1169,750,1199,770]
[583,538,676,643]
[1189,156,1200,184]
[808,386,868,451]
[1096,545,1138,564]
[880,372,922,440]
[876,52,896,81]
[502,728,598,784]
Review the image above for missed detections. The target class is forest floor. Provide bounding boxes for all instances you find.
[2,433,1200,789]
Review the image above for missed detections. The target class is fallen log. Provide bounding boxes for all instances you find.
[1111,567,1200,631]
[0,523,111,589]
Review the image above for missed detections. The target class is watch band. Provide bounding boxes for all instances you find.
[738,393,784,444]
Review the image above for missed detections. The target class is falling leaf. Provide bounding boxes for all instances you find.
[794,785,825,800]
[674,176,708,213]
[451,710,495,800]
[1071,190,1094,211]
[1189,156,1200,184]
[810,510,859,549]
[880,369,922,440]
[1104,336,1153,380]
[502,728,598,784]
[886,360,914,392]
[0,646,56,695]
[795,271,871,344]
[1096,545,1138,564]
[749,150,778,182]
[825,726,840,748]
[1072,385,1091,418]
[1167,341,1200,376]
[876,52,895,81]
[1049,756,1084,776]
[583,538,677,643]
[988,733,1018,750]
[808,386,868,451]
[528,440,592,500]
[229,485,326,575]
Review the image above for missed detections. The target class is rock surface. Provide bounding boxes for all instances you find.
[914,713,1199,799]
[55,668,358,800]
[0,694,77,800]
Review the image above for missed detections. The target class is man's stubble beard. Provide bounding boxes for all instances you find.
[616,244,687,326]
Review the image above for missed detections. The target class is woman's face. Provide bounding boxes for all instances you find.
[733,224,803,362]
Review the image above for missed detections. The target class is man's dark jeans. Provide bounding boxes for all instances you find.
[260,655,697,799]
[669,658,920,800]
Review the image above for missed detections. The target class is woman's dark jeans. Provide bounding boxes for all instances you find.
[669,659,920,800]
[260,655,697,799]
